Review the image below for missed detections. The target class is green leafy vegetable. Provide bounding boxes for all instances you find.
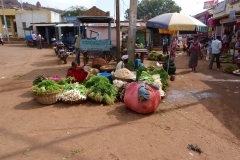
[33,75,48,86]
[32,80,61,95]
[63,83,86,96]
[85,75,117,105]
[138,71,154,83]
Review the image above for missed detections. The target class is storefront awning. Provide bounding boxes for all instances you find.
[33,24,56,27]
[55,24,74,27]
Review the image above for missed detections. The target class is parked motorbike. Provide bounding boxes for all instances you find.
[64,43,75,54]
[26,39,34,47]
[53,40,71,64]
[0,38,4,45]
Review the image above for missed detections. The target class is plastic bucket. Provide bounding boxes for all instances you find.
[97,72,112,80]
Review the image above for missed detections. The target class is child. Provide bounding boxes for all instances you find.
[134,53,144,70]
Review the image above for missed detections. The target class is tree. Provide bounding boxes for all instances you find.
[124,0,182,20]
[61,6,88,17]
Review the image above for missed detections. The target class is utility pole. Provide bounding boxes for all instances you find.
[127,0,137,62]
[116,0,121,62]
[1,0,10,43]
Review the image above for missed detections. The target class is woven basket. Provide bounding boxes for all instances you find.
[63,99,86,104]
[33,91,62,105]
[92,58,107,70]
[111,75,134,82]
[100,65,116,72]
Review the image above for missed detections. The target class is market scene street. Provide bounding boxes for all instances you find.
[1,0,240,159]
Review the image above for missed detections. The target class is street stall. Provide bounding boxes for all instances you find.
[76,16,116,65]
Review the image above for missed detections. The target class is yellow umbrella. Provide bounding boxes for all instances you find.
[158,29,177,34]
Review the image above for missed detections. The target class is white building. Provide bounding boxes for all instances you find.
[15,10,62,37]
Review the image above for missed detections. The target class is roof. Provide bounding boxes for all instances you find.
[77,16,113,23]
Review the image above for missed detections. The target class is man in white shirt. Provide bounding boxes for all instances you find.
[31,32,37,46]
[209,36,222,70]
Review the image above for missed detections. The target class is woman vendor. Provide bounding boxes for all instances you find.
[115,55,129,71]
[188,35,201,72]
[66,61,89,83]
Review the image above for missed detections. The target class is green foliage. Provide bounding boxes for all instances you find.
[127,60,135,70]
[61,6,88,17]
[124,0,182,20]
[32,80,61,95]
[136,66,147,81]
[148,52,158,61]
[136,66,170,91]
[138,71,154,83]
[65,77,75,84]
[224,65,238,71]
[33,75,48,86]
[84,75,117,105]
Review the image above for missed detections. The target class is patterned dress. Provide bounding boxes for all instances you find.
[188,39,200,68]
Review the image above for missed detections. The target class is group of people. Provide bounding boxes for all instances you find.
[31,32,43,49]
[188,35,222,72]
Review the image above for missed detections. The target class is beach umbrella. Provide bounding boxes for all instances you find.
[147,13,207,32]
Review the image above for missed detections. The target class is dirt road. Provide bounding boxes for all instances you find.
[0,44,240,160]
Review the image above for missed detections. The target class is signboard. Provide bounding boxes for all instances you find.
[63,16,77,23]
[80,40,111,51]
[228,0,240,5]
[214,0,226,14]
[73,20,80,27]
[203,0,218,9]
[230,10,236,19]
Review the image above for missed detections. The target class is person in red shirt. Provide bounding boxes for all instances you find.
[66,61,89,83]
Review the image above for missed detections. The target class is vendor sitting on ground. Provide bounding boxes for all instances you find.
[115,55,129,71]
[66,61,89,83]
[134,53,144,70]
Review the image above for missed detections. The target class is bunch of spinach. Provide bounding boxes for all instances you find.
[85,75,117,105]
[32,80,61,95]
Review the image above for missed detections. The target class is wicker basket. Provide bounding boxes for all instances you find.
[33,91,62,105]
[63,99,86,104]
[92,58,107,70]
[100,65,116,72]
[111,75,134,82]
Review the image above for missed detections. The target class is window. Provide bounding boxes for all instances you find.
[22,22,26,28]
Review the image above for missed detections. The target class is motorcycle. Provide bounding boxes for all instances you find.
[64,43,75,54]
[0,38,4,45]
[53,39,71,64]
[26,39,34,47]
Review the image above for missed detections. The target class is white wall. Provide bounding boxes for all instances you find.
[16,12,48,37]
[51,11,62,22]
[86,27,117,46]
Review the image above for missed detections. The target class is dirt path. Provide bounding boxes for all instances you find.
[0,44,240,160]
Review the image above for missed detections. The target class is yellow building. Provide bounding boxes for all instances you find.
[0,9,16,37]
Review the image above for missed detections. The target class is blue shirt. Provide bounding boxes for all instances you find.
[211,39,222,54]
[207,41,212,51]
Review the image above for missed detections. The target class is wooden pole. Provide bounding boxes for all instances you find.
[1,0,10,43]
[116,0,121,62]
[127,0,138,62]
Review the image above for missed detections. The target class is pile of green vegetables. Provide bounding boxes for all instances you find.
[136,66,170,91]
[33,75,48,85]
[224,65,238,72]
[32,80,62,95]
[84,74,117,105]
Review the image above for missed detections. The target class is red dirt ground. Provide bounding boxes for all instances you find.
[0,44,240,160]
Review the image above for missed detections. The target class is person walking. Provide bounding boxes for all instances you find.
[31,32,37,47]
[206,38,212,61]
[170,36,177,61]
[209,36,222,70]
[37,33,42,49]
[74,35,80,66]
[188,35,201,72]
[162,36,169,55]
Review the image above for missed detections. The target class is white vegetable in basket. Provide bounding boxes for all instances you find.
[113,79,127,90]
[61,89,87,101]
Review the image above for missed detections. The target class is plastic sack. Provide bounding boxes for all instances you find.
[124,82,161,114]
[48,75,61,82]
